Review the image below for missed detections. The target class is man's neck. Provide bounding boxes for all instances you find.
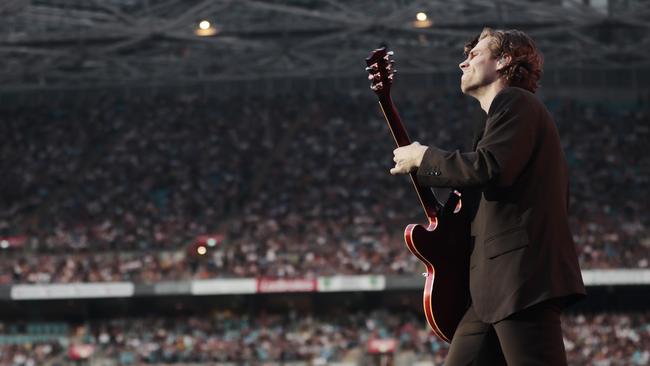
[474,81,507,114]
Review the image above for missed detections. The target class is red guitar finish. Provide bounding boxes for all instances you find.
[365,47,472,343]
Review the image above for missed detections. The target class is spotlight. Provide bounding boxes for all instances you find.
[197,246,207,255]
[413,12,432,28]
[195,20,218,36]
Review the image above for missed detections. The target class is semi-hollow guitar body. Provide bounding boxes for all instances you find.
[404,201,472,343]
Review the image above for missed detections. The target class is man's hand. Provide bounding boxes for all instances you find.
[390,141,429,175]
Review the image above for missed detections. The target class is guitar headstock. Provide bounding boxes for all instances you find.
[365,47,396,97]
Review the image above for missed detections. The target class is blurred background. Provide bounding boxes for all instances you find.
[0,0,648,365]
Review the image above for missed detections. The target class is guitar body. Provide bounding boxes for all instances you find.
[365,47,473,343]
[404,194,472,343]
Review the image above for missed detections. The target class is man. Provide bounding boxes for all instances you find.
[390,28,586,365]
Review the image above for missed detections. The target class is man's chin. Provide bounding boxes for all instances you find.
[460,80,478,95]
[460,83,471,95]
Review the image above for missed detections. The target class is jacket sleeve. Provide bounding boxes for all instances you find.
[416,89,538,189]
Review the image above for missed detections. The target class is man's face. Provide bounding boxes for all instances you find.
[459,37,500,94]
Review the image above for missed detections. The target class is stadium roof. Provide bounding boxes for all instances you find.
[1,0,649,89]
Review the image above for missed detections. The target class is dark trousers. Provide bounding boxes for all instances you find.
[445,299,567,366]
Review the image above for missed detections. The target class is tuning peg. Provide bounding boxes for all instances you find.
[388,51,394,56]
[370,82,383,91]
[365,63,378,73]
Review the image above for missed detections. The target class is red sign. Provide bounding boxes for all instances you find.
[257,278,317,293]
[367,338,397,354]
[0,235,27,248]
[68,344,95,360]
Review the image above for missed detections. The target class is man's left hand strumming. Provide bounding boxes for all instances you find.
[390,141,429,175]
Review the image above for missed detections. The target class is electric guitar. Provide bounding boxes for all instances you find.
[365,47,472,343]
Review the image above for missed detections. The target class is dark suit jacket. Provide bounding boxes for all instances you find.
[417,87,586,323]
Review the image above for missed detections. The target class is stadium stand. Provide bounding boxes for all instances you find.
[1,91,648,284]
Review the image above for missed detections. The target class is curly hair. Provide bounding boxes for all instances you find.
[463,28,544,93]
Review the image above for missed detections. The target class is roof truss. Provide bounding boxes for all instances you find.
[1,0,649,89]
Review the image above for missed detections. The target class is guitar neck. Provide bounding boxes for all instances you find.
[377,95,440,222]
[378,95,412,147]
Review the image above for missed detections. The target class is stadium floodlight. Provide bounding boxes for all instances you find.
[195,20,218,36]
[413,12,432,28]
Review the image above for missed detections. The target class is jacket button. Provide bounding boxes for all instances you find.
[434,170,441,176]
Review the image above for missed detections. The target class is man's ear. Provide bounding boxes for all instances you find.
[497,54,512,70]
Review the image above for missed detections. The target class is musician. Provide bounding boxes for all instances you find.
[390,28,586,365]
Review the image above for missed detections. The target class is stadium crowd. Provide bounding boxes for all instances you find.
[0,310,648,365]
[1,89,648,284]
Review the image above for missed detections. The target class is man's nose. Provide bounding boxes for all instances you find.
[459,59,468,71]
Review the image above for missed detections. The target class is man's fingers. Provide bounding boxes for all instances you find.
[390,164,406,175]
